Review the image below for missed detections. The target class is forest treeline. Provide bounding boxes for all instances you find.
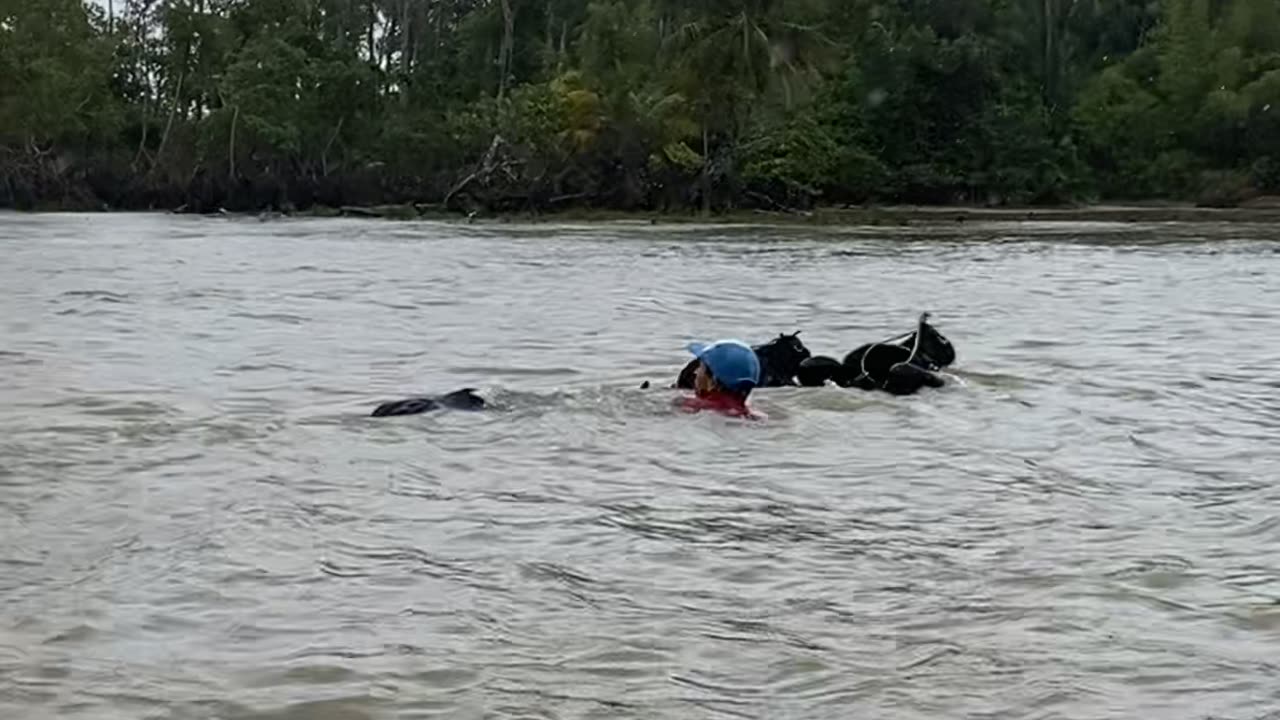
[2,0,1279,214]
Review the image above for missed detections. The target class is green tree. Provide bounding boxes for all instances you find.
[6,0,1280,212]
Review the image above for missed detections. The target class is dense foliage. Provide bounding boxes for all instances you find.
[2,0,1279,212]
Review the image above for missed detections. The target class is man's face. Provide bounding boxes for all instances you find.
[694,361,717,395]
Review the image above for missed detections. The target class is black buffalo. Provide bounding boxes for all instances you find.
[371,388,486,417]
[795,313,956,396]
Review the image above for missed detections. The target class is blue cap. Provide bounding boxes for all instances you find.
[686,339,761,391]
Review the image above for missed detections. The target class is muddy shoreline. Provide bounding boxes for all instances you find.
[10,200,1280,225]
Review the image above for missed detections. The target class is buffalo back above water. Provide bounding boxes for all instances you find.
[841,316,956,392]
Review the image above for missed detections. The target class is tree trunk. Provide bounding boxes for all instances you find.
[367,2,378,66]
[387,16,398,73]
[179,0,194,122]
[1043,0,1055,108]
[545,6,554,67]
[228,105,239,181]
[194,0,205,125]
[434,0,446,63]
[129,0,150,170]
[322,117,345,177]
[701,123,711,215]
[152,72,185,173]
[497,0,515,101]
[400,0,413,103]
[133,111,149,170]
[400,0,412,73]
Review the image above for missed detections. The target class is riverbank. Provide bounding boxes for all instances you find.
[263,199,1280,225]
[10,199,1280,225]
[491,201,1280,225]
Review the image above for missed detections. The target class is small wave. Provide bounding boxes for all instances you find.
[326,539,472,579]
[228,312,310,325]
[71,398,177,419]
[54,307,120,317]
[59,290,129,302]
[222,362,299,373]
[215,696,384,720]
[169,287,248,301]
[365,300,422,311]
[288,265,353,275]
[0,351,41,366]
[443,364,583,377]
[785,388,891,413]
[519,561,599,590]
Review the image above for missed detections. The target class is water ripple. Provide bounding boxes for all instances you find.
[0,214,1277,719]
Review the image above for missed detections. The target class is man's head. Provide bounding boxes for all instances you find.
[686,339,761,398]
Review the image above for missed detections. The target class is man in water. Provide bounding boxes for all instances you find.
[679,339,763,419]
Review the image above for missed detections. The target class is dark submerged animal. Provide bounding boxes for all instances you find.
[797,355,847,387]
[842,313,954,395]
[371,388,486,417]
[675,332,812,389]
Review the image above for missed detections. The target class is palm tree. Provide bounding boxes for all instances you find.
[660,0,831,210]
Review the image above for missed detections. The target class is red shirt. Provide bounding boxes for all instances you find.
[678,392,764,420]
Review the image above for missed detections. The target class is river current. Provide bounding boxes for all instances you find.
[1,213,1278,719]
